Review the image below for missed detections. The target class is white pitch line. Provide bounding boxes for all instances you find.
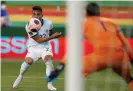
[2,76,128,91]
[5,76,64,79]
[2,76,125,82]
[3,76,94,80]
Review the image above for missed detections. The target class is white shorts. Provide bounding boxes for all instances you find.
[25,46,53,63]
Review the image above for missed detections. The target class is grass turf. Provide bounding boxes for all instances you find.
[1,60,130,91]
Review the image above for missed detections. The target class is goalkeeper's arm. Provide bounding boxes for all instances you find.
[116,30,133,65]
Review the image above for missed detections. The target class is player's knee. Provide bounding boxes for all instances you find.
[25,57,33,65]
[44,55,53,61]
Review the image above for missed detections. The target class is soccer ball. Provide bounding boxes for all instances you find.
[28,18,41,31]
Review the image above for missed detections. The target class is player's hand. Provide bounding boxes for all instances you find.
[51,32,62,38]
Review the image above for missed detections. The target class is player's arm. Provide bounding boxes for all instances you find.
[116,30,133,59]
[34,20,62,43]
[33,32,61,43]
[28,29,61,43]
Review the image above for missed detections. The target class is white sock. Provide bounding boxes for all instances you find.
[45,60,54,76]
[19,62,30,76]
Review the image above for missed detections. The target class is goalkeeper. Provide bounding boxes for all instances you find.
[46,2,133,91]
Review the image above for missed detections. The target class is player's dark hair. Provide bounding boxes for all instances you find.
[86,2,100,16]
[32,6,42,12]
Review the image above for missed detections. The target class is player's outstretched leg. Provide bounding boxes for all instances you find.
[45,63,65,83]
[13,58,32,88]
[44,58,57,91]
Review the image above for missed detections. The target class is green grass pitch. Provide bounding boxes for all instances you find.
[1,60,130,91]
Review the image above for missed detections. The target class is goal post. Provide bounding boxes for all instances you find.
[65,1,84,91]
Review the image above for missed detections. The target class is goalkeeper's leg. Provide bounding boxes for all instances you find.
[112,63,133,91]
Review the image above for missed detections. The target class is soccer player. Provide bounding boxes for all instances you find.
[13,6,61,91]
[46,2,133,91]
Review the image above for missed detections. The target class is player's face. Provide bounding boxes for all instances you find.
[32,10,43,21]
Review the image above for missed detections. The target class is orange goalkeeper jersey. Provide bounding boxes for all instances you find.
[83,16,123,51]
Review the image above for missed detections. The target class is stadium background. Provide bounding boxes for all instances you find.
[1,1,133,91]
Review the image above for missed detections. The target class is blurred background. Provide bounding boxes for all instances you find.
[1,1,133,91]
